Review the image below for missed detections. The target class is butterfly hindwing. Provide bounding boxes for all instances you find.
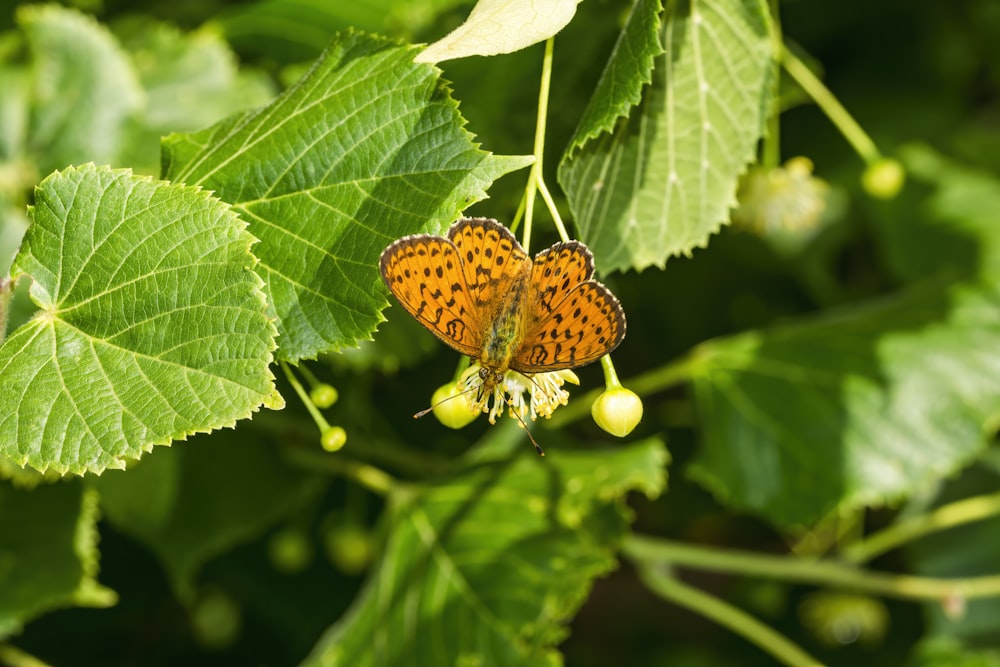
[511,279,626,373]
[379,234,482,358]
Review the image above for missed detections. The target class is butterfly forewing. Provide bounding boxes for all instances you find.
[379,234,482,358]
[449,218,531,311]
[527,241,595,319]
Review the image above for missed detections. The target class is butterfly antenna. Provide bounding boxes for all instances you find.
[412,383,479,420]
[509,406,545,457]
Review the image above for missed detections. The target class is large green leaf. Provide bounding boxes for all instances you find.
[116,21,276,175]
[94,428,322,600]
[0,165,279,475]
[687,280,1000,526]
[163,31,531,362]
[20,5,143,173]
[302,436,667,667]
[0,480,115,638]
[559,0,774,273]
[562,0,663,153]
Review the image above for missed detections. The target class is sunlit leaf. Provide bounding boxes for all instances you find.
[559,0,774,273]
[562,0,663,152]
[0,165,279,475]
[414,0,582,64]
[302,437,667,666]
[116,21,276,174]
[164,31,531,362]
[19,5,143,173]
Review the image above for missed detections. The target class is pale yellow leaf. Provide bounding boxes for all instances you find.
[414,0,582,63]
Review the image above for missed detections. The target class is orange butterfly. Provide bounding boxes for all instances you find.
[379,218,626,401]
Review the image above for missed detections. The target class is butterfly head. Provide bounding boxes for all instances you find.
[476,364,508,400]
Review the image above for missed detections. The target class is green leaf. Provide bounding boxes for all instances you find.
[219,0,471,62]
[559,0,774,274]
[302,437,668,667]
[164,31,531,362]
[20,5,143,173]
[116,21,276,175]
[687,280,1000,526]
[563,0,663,153]
[0,165,279,475]
[874,144,1000,282]
[0,66,30,162]
[0,480,116,638]
[94,428,322,600]
[414,0,582,64]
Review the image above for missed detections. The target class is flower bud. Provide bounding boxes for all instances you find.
[321,425,347,452]
[861,157,905,199]
[267,528,314,574]
[310,383,339,408]
[190,588,241,649]
[591,386,643,437]
[323,521,375,575]
[431,382,478,429]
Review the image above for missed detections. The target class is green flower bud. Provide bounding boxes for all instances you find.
[431,382,478,429]
[190,588,241,649]
[310,383,339,408]
[861,157,905,199]
[323,521,376,575]
[591,386,643,437]
[799,591,888,647]
[321,425,347,452]
[267,527,314,574]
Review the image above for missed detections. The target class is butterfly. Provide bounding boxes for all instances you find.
[379,217,626,401]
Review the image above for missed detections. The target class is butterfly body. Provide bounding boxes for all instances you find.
[379,218,625,396]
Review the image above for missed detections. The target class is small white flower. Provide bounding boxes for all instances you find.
[734,156,830,234]
[459,364,579,425]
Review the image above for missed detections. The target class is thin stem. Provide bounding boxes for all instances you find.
[843,490,1000,565]
[283,446,397,496]
[536,175,570,243]
[549,352,696,426]
[522,37,556,250]
[298,363,322,390]
[600,354,621,389]
[780,43,880,164]
[624,534,1000,601]
[761,0,783,169]
[635,563,824,667]
[280,361,331,432]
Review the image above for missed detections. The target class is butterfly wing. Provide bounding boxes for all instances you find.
[511,242,626,373]
[448,218,531,311]
[379,233,483,358]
